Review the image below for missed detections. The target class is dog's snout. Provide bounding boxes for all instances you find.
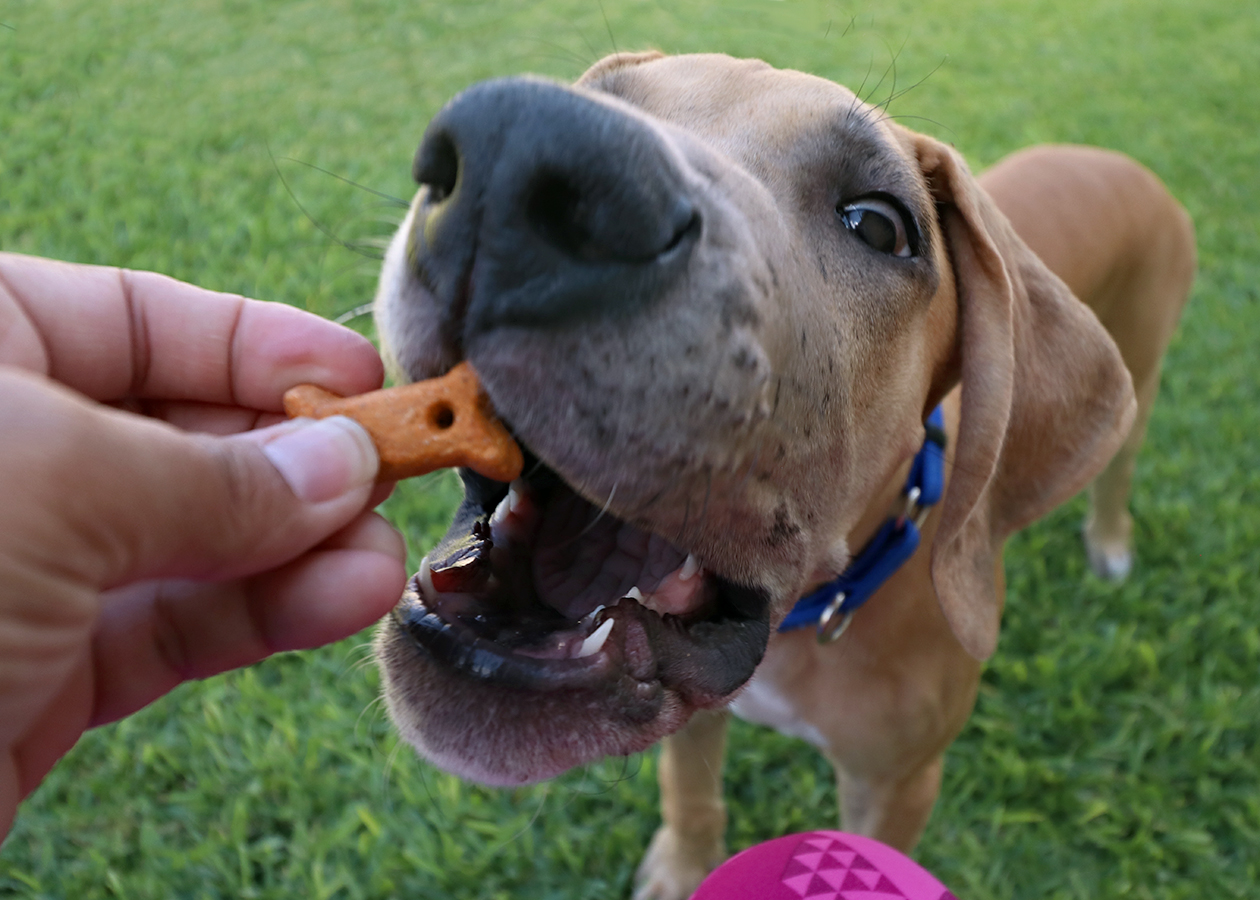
[410,77,700,342]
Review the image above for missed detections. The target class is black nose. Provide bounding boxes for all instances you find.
[410,77,700,345]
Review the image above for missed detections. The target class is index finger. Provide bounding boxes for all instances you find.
[0,252,384,409]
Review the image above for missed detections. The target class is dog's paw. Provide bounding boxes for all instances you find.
[632,826,726,900]
[1083,516,1133,582]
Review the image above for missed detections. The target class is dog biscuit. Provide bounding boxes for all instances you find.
[283,361,524,483]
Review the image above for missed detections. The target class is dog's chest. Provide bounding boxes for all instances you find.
[728,674,827,748]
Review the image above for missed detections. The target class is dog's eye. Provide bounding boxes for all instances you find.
[838,197,914,258]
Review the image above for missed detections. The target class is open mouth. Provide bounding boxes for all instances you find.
[392,448,771,703]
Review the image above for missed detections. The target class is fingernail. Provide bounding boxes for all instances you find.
[260,416,379,503]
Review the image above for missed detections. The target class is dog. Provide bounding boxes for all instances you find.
[370,52,1195,899]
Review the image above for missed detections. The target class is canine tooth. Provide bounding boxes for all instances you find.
[488,489,518,545]
[508,480,527,514]
[580,604,607,626]
[625,586,645,603]
[575,618,614,659]
[679,554,701,582]
[489,491,512,528]
[490,481,535,547]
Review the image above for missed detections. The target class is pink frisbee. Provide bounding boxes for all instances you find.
[693,831,956,900]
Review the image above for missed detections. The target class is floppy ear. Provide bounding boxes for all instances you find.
[910,134,1136,660]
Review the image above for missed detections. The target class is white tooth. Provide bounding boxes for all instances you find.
[679,554,701,582]
[489,492,512,528]
[508,480,527,514]
[575,618,614,658]
[625,586,645,603]
[419,557,435,596]
[580,604,607,625]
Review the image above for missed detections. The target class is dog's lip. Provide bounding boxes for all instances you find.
[390,457,772,699]
[391,579,622,692]
[393,570,770,700]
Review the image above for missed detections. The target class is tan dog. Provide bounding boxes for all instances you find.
[370,53,1193,899]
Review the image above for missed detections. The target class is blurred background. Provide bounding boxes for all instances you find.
[1,1,1257,897]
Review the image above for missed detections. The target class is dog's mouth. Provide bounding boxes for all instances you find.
[392,448,770,704]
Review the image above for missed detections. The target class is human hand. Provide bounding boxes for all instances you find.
[0,253,408,838]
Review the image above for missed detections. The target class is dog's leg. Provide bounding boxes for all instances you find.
[634,709,730,900]
[1084,367,1160,580]
[833,754,944,852]
[982,146,1195,583]
[1083,211,1194,581]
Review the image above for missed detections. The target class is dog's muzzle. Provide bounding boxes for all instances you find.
[375,76,776,784]
[408,77,701,357]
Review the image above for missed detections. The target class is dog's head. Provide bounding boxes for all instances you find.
[373,53,1134,783]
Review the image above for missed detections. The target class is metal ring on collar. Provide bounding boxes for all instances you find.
[899,485,923,525]
[817,592,853,644]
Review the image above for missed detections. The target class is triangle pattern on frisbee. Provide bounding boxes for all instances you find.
[778,835,908,900]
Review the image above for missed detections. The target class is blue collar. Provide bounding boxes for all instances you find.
[777,405,947,642]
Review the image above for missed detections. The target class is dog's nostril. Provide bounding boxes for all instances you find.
[414,131,460,203]
[664,208,701,255]
[526,172,605,261]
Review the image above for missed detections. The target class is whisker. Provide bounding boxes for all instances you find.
[492,782,551,849]
[306,254,389,321]
[598,0,619,55]
[267,141,385,259]
[519,37,596,70]
[853,52,877,109]
[573,24,602,66]
[273,154,409,207]
[882,113,957,138]
[879,56,950,114]
[614,754,644,791]
[872,35,910,112]
[554,481,619,548]
[378,738,407,813]
[334,302,376,326]
[342,635,380,670]
[354,695,388,738]
[524,455,550,479]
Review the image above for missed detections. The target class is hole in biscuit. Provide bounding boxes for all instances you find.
[429,402,456,430]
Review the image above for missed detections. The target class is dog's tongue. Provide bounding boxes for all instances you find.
[529,488,700,621]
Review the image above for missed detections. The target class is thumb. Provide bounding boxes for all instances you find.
[3,369,384,591]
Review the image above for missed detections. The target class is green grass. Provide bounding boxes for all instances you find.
[2,0,1258,897]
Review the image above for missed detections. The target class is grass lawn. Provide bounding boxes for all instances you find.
[2,0,1258,897]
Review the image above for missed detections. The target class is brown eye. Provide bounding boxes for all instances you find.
[838,197,914,258]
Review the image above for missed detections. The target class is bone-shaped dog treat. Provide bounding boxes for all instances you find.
[283,361,524,483]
